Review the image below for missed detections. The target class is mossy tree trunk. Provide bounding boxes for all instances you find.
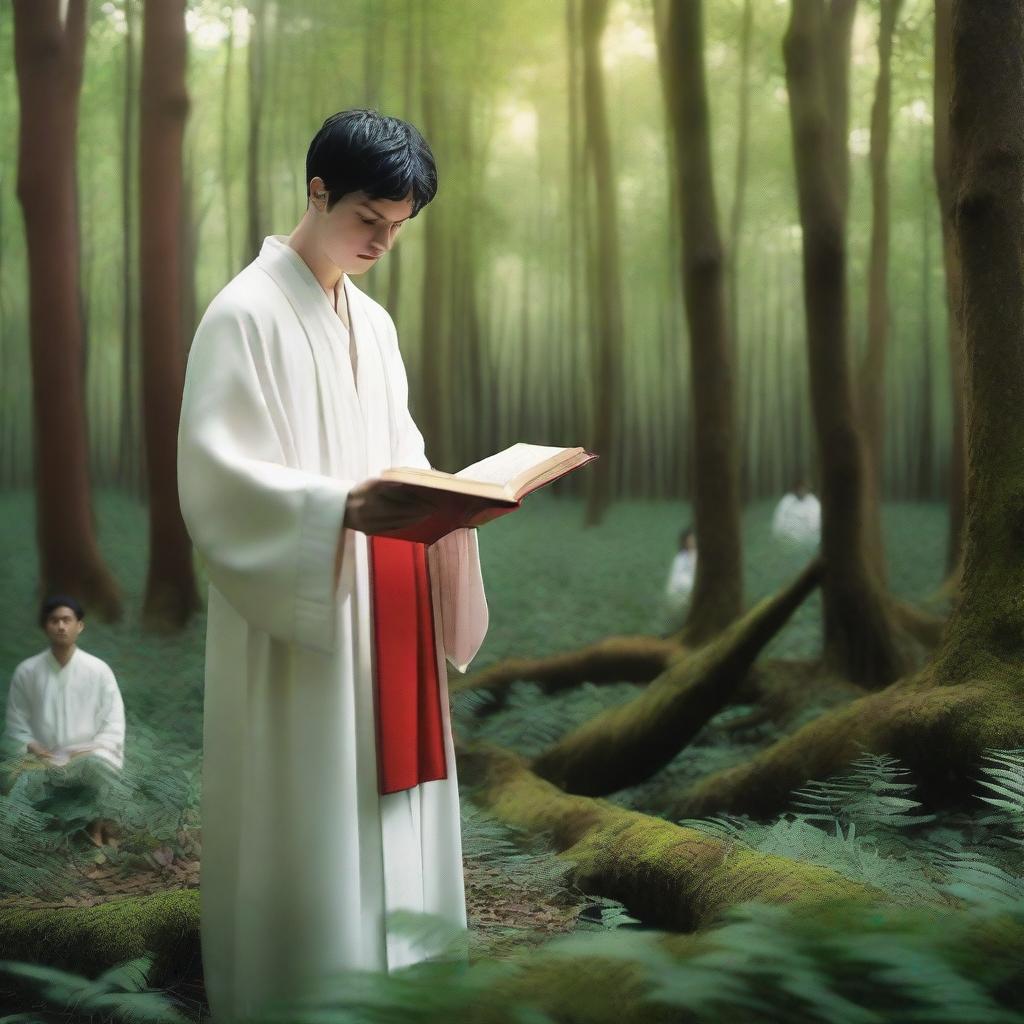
[783,0,906,686]
[655,0,744,644]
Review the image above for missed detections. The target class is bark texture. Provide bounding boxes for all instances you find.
[658,0,744,643]
[139,0,200,630]
[783,0,906,685]
[13,0,122,620]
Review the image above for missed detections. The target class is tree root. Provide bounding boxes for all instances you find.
[666,662,1024,821]
[527,558,823,795]
[449,635,682,706]
[458,739,884,935]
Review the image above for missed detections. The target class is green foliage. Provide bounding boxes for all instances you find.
[789,751,938,832]
[0,952,187,1024]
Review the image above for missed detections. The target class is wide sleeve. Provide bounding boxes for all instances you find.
[4,669,35,750]
[177,302,355,653]
[384,314,489,674]
[91,667,126,767]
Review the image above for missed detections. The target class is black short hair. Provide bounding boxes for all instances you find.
[305,109,437,216]
[39,594,85,629]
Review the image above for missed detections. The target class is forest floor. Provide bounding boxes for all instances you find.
[0,487,967,1022]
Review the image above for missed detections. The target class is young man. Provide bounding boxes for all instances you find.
[177,109,489,1020]
[4,595,125,847]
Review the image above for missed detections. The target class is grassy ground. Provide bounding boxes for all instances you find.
[0,487,975,1022]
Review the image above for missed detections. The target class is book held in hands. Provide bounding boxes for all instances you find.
[371,442,599,544]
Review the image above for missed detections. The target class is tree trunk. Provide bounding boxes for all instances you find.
[580,0,623,526]
[783,0,906,684]
[726,0,753,370]
[219,1,236,280]
[858,0,901,525]
[417,2,451,467]
[139,0,199,630]
[657,0,744,643]
[245,0,267,262]
[933,0,966,575]
[943,0,1024,673]
[118,0,141,497]
[13,0,122,620]
[915,125,935,501]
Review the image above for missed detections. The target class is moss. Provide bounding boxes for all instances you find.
[668,656,1024,820]
[0,888,198,987]
[464,740,881,935]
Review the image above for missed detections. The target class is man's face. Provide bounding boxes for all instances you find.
[316,188,414,276]
[44,607,84,648]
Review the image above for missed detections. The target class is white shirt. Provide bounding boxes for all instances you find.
[772,493,821,545]
[5,647,125,770]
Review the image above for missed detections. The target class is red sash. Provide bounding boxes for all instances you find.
[368,534,448,795]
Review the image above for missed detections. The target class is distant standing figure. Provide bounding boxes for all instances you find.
[4,595,126,848]
[772,479,821,546]
[662,527,698,629]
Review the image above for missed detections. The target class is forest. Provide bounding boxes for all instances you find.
[0,0,1022,1022]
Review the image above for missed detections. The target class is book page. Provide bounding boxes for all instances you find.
[454,443,570,488]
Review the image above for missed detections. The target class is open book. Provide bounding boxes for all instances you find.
[372,442,599,545]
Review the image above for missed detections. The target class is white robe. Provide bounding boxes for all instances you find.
[177,234,488,1021]
[4,648,125,771]
[664,549,697,601]
[771,493,822,545]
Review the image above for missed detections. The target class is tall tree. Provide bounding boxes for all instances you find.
[858,0,902,518]
[655,0,743,642]
[783,0,905,684]
[579,0,624,526]
[416,2,450,468]
[13,0,121,619]
[245,0,268,262]
[915,124,935,501]
[139,0,199,629]
[933,0,966,575]
[945,0,1024,685]
[219,1,237,280]
[119,0,141,497]
[726,0,753,366]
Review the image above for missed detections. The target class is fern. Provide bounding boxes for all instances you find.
[789,751,936,833]
[0,954,188,1024]
[973,748,1024,826]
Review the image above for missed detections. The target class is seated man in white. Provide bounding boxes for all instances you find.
[5,594,126,848]
[662,526,697,631]
[771,479,821,546]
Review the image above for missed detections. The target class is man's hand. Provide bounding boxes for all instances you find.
[26,741,52,760]
[342,479,448,536]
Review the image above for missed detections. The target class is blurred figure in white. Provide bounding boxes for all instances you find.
[4,594,125,848]
[662,526,697,631]
[772,479,821,547]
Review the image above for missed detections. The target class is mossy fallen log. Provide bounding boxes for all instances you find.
[0,888,198,989]
[459,739,884,933]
